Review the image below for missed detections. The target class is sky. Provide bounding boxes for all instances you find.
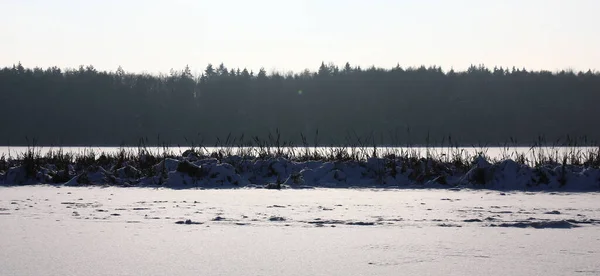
[1,0,599,74]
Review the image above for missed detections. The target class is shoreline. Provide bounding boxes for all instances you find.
[1,146,599,190]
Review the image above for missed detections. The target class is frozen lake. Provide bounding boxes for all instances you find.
[1,187,600,275]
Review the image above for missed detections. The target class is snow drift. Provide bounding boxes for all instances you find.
[1,152,599,190]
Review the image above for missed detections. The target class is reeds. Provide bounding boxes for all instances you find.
[1,132,599,186]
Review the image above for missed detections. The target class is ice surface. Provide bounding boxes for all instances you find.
[1,186,600,276]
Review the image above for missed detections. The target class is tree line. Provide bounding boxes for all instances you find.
[1,62,598,146]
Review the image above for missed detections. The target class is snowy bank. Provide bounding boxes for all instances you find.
[1,151,599,190]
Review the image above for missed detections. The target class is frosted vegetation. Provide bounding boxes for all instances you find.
[1,140,599,190]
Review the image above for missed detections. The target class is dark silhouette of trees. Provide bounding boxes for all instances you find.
[0,62,598,146]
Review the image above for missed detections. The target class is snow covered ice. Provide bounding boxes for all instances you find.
[1,186,600,276]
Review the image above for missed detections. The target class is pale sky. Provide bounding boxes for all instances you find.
[1,0,599,74]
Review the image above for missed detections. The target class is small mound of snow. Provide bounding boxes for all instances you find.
[165,171,198,186]
[206,163,242,185]
[176,161,205,178]
[116,165,140,179]
[5,166,27,185]
[153,158,180,174]
[283,173,305,186]
[473,155,491,168]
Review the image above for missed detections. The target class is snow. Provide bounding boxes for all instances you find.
[2,145,599,190]
[2,154,599,190]
[1,186,600,276]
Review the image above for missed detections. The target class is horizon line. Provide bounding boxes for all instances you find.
[3,61,599,77]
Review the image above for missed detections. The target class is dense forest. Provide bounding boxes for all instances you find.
[0,62,598,146]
